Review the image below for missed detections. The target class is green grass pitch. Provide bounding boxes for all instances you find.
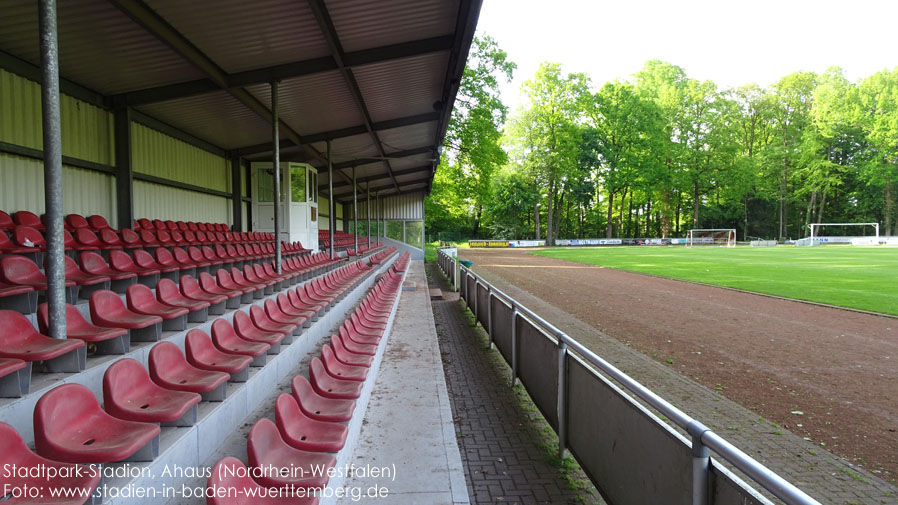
[530,246,898,316]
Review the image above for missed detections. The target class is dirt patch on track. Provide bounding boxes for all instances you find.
[462,247,898,483]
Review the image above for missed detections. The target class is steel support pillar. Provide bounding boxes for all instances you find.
[352,167,358,252]
[231,156,242,232]
[327,140,335,259]
[114,107,133,230]
[271,81,282,274]
[39,0,66,339]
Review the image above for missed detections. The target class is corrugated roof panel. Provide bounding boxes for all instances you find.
[0,0,207,94]
[328,133,379,164]
[147,0,331,73]
[246,71,365,136]
[137,91,272,149]
[389,153,436,171]
[353,52,448,123]
[326,0,460,52]
[378,122,438,153]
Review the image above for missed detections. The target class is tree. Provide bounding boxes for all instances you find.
[856,67,898,234]
[439,35,515,237]
[507,62,590,245]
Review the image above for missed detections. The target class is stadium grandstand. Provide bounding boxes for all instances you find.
[0,1,850,505]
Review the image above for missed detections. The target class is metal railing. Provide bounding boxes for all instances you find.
[437,248,821,505]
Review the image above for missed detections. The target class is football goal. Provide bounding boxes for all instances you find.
[686,229,736,248]
[796,222,880,246]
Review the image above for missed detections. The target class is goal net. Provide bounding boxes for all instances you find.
[687,229,736,247]
[796,222,880,246]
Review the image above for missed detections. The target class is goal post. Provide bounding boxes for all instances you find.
[686,229,736,248]
[802,222,880,246]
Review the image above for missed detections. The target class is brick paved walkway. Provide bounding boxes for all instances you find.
[427,263,604,505]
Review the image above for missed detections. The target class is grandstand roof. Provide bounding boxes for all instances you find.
[0,0,480,202]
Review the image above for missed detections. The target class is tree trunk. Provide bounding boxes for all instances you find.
[606,191,615,238]
[473,204,483,238]
[816,190,826,224]
[645,199,652,236]
[618,187,627,238]
[626,191,634,237]
[743,196,749,241]
[804,191,816,237]
[692,181,700,227]
[885,179,894,236]
[547,178,555,246]
[675,191,681,235]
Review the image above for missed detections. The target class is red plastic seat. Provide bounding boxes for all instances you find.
[134,249,178,274]
[12,225,47,251]
[289,289,325,315]
[265,298,309,329]
[199,271,241,298]
[216,268,254,303]
[1,255,74,293]
[278,293,316,319]
[86,214,111,231]
[233,310,284,349]
[103,358,201,425]
[327,337,374,367]
[188,246,213,267]
[247,418,336,490]
[0,422,101,504]
[291,375,355,423]
[210,319,270,364]
[180,275,228,313]
[229,267,265,296]
[340,323,380,346]
[90,289,162,331]
[185,329,252,379]
[127,284,189,330]
[80,251,137,281]
[109,250,160,279]
[63,214,86,229]
[0,231,38,254]
[148,342,229,400]
[309,357,363,399]
[34,383,160,463]
[319,345,368,381]
[0,310,84,363]
[206,457,318,505]
[38,302,128,345]
[119,228,141,249]
[62,255,109,288]
[138,229,159,247]
[74,228,109,250]
[13,210,44,231]
[274,394,348,452]
[0,210,14,231]
[250,304,297,336]
[156,278,210,314]
[155,229,175,247]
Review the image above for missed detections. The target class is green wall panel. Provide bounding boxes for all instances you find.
[132,123,229,193]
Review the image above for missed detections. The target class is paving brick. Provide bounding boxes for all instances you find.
[427,263,603,505]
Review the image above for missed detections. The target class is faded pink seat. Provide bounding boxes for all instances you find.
[206,457,318,505]
[0,310,85,372]
[291,375,355,422]
[274,394,348,452]
[127,284,189,331]
[103,358,200,426]
[247,418,335,490]
[38,302,129,354]
[90,289,162,342]
[233,310,284,350]
[34,383,160,463]
[309,357,363,400]
[320,345,368,381]
[148,342,229,401]
[0,422,101,504]
[185,329,252,382]
[210,319,269,367]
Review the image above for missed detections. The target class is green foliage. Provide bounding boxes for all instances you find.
[428,36,898,241]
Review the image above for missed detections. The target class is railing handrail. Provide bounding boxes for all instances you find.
[439,249,821,505]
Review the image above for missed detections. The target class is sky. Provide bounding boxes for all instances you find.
[476,0,898,110]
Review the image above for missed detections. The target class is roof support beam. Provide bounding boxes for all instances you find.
[333,146,435,170]
[330,177,430,200]
[321,165,432,191]
[233,111,440,156]
[306,0,400,193]
[113,35,453,107]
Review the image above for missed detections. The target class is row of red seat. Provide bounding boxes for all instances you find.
[0,256,393,504]
[0,244,340,314]
[206,253,408,504]
[0,224,307,256]
[0,209,231,236]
